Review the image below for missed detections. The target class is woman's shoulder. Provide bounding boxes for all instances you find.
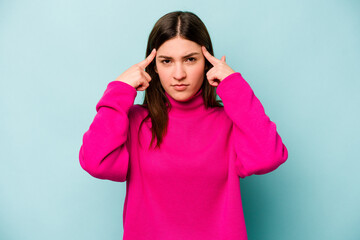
[128,104,149,122]
[210,102,225,114]
[209,104,233,123]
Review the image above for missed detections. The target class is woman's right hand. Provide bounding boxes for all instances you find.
[115,48,157,91]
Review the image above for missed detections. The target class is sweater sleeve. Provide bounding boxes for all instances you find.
[216,72,288,178]
[79,80,137,182]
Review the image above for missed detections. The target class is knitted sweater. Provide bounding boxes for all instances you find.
[79,72,288,240]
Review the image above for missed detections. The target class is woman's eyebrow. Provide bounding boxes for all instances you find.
[157,52,200,59]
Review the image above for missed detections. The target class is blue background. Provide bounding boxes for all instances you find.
[1,0,359,239]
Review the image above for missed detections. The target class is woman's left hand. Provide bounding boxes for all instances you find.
[202,46,236,87]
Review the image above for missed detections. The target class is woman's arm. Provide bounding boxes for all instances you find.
[79,81,137,182]
[216,72,288,178]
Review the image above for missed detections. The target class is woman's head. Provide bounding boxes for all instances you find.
[155,36,205,102]
[140,11,222,149]
[145,11,214,100]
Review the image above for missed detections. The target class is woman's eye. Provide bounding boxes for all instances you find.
[161,58,196,64]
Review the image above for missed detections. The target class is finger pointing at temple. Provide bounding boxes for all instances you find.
[201,46,221,66]
[201,46,236,84]
[137,48,157,69]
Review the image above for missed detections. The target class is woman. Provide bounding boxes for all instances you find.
[79,11,288,240]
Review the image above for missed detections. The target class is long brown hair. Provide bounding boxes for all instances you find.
[138,11,223,150]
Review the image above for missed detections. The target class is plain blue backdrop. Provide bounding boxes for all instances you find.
[1,0,359,239]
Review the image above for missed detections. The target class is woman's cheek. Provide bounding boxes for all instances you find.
[157,68,171,85]
[193,62,205,78]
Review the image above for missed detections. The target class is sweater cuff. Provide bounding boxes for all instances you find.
[96,80,137,113]
[216,72,245,98]
[107,80,137,94]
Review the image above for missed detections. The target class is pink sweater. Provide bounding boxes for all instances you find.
[79,72,288,240]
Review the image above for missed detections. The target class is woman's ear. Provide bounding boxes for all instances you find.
[155,65,158,73]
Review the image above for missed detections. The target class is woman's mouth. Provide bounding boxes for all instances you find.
[173,84,189,91]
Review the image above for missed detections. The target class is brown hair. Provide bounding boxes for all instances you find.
[138,11,223,150]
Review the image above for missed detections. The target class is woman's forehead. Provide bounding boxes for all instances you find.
[157,37,201,56]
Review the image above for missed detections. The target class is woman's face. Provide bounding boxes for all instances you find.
[155,36,205,102]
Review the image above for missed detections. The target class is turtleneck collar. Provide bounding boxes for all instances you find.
[165,88,206,117]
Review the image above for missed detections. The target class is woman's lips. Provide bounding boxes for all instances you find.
[173,84,188,91]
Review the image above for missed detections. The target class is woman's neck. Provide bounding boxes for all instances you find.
[165,88,206,117]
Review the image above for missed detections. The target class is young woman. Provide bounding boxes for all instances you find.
[79,11,288,240]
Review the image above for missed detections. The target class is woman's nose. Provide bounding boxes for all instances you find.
[173,63,186,80]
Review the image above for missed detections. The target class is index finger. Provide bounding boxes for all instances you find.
[201,46,220,66]
[138,48,157,69]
